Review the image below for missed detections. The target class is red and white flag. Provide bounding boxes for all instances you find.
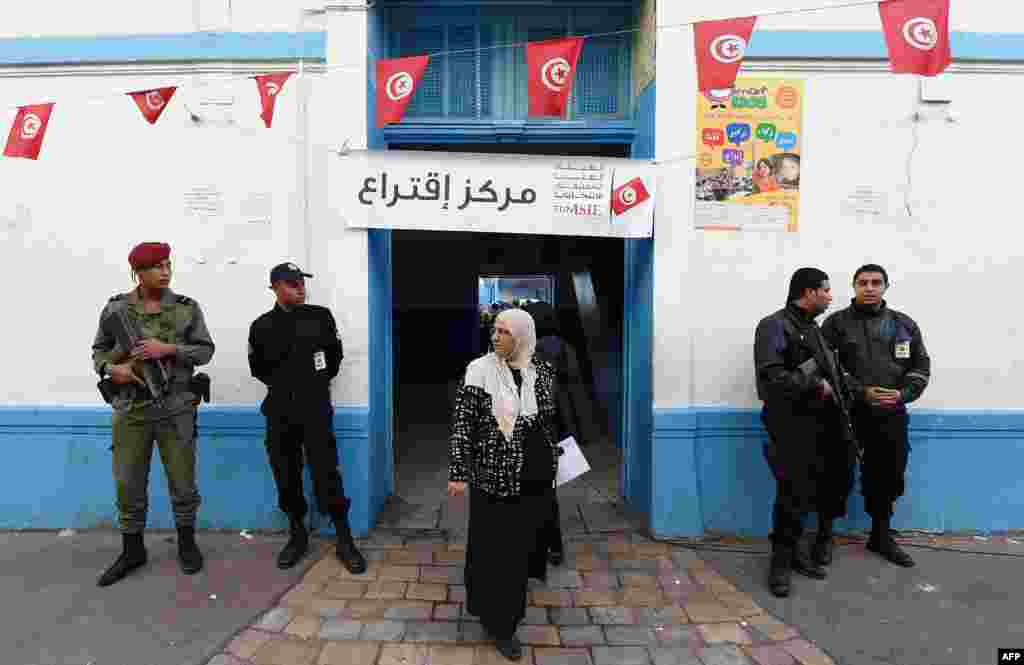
[611,177,651,216]
[255,73,293,128]
[526,37,585,118]
[693,16,758,92]
[4,103,55,160]
[376,56,430,127]
[878,0,952,76]
[127,87,177,125]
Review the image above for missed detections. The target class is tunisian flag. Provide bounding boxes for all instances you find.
[4,103,55,160]
[878,0,952,76]
[526,37,585,118]
[255,72,293,128]
[376,55,430,127]
[611,178,651,216]
[127,87,177,125]
[693,17,758,92]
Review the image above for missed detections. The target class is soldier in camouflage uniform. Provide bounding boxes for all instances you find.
[91,242,215,587]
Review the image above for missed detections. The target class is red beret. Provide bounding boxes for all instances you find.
[128,242,171,270]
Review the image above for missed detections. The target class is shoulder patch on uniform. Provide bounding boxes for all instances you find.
[108,293,126,303]
[175,295,195,306]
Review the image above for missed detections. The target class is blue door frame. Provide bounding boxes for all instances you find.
[365,2,657,525]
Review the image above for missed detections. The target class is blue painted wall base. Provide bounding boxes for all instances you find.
[0,406,373,537]
[2,406,1020,538]
[652,408,1024,538]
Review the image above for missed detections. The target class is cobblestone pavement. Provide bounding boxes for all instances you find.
[207,532,839,665]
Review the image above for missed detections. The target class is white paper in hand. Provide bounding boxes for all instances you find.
[555,436,590,487]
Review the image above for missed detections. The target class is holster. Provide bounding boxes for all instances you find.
[96,378,119,405]
[189,372,212,403]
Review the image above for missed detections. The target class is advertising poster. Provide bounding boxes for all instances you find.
[695,79,804,232]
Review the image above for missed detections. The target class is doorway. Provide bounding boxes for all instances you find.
[390,229,625,508]
[374,141,643,535]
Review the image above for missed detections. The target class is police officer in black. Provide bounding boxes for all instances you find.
[822,264,930,568]
[754,268,857,598]
[248,262,366,574]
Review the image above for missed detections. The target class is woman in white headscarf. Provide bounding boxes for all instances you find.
[448,308,560,662]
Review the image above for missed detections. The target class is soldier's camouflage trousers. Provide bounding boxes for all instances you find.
[111,406,201,534]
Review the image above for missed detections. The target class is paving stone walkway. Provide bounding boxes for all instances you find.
[208,532,839,665]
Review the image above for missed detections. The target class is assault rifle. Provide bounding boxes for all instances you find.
[96,308,171,404]
[826,344,863,463]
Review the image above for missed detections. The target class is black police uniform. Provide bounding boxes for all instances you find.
[249,301,350,525]
[754,304,858,591]
[822,300,930,566]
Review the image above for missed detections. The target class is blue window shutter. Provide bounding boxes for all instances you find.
[575,34,626,117]
[402,28,443,117]
[449,25,493,118]
[477,24,493,118]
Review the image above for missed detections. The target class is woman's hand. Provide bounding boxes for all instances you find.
[447,481,467,497]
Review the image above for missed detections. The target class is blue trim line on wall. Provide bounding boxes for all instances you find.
[1,31,1023,67]
[0,406,372,535]
[0,32,326,65]
[651,408,1024,538]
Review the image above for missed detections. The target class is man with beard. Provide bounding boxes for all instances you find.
[754,268,857,597]
[822,264,930,568]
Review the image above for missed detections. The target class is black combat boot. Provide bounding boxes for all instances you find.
[177,527,204,575]
[867,516,915,567]
[97,533,148,587]
[276,514,309,570]
[332,512,366,575]
[792,540,827,579]
[812,519,835,566]
[768,543,792,598]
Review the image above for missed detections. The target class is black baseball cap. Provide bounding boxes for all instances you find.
[269,262,313,284]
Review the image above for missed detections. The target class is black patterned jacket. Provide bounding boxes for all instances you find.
[448,358,559,497]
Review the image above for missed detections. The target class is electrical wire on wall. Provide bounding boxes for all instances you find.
[905,110,921,217]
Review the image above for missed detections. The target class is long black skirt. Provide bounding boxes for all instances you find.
[465,485,553,639]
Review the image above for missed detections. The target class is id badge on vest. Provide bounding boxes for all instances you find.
[314,350,327,371]
[894,341,910,360]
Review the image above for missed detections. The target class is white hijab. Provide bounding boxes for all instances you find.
[464,308,539,443]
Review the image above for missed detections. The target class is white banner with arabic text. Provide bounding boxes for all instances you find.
[340,151,655,238]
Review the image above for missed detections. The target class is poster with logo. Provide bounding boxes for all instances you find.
[695,79,804,232]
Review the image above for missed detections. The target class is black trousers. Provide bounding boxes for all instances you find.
[264,404,349,523]
[855,409,910,520]
[762,406,855,547]
[466,485,552,639]
[541,495,564,555]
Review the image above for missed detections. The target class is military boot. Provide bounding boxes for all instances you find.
[98,533,148,587]
[867,516,915,567]
[812,520,835,566]
[768,543,792,598]
[332,512,366,575]
[277,514,309,570]
[177,527,204,574]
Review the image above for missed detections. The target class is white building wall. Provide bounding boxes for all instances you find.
[655,2,1024,411]
[671,0,1015,33]
[0,0,318,38]
[0,5,374,407]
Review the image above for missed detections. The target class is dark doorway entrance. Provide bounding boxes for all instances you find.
[387,143,629,523]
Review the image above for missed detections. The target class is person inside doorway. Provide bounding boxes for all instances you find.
[447,308,560,661]
[524,301,598,566]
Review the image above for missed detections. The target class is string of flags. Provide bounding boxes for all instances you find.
[3,0,953,160]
